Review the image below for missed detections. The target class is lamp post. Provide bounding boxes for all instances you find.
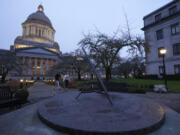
[76,57,83,80]
[20,79,24,89]
[159,48,168,91]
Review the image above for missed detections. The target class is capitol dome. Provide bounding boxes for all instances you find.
[23,5,54,29]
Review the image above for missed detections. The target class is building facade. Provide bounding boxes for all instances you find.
[11,5,61,80]
[142,0,180,76]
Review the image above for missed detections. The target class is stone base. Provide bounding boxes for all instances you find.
[38,92,165,135]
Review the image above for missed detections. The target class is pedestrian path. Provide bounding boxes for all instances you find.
[0,82,179,135]
[28,81,62,103]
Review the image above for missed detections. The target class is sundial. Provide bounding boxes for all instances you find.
[38,48,165,135]
[76,47,113,105]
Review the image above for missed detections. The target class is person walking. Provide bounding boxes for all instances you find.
[63,74,69,88]
[55,73,61,89]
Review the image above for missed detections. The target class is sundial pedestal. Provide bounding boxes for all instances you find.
[38,92,165,135]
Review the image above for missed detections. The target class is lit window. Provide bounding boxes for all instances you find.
[15,45,33,49]
[46,48,58,53]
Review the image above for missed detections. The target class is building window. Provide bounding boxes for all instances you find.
[171,23,180,35]
[156,29,163,40]
[29,26,32,35]
[24,26,26,35]
[36,28,38,36]
[169,6,177,15]
[39,30,41,37]
[42,30,44,37]
[173,43,180,55]
[174,65,180,74]
[19,56,23,65]
[155,13,162,22]
[159,66,164,75]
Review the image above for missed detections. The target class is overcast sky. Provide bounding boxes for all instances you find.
[0,0,171,55]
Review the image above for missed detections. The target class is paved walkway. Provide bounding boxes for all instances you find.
[0,82,179,135]
[28,82,61,103]
[0,98,67,135]
[141,92,180,113]
[28,81,76,103]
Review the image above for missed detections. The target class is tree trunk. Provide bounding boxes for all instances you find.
[91,73,94,80]
[110,69,112,79]
[78,71,81,80]
[105,67,111,82]
[1,73,6,83]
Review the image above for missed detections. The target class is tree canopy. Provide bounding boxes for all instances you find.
[78,31,147,81]
[0,50,21,83]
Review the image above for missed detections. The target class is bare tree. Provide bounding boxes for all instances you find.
[72,49,90,80]
[48,50,90,80]
[0,50,22,83]
[78,28,148,81]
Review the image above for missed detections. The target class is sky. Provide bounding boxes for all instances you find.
[0,0,171,56]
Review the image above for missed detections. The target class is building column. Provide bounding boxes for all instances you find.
[34,58,37,76]
[48,59,52,69]
[40,58,43,76]
[50,59,52,68]
[22,57,25,75]
[28,57,31,76]
[46,58,49,74]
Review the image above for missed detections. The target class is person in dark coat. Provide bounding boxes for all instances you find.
[55,73,61,88]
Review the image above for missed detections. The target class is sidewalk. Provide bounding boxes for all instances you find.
[0,98,67,135]
[0,82,62,115]
[0,82,179,135]
[28,81,62,103]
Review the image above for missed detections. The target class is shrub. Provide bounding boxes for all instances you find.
[140,75,158,80]
[166,75,180,80]
[127,87,146,94]
[68,80,78,88]
[15,88,29,103]
[7,80,21,90]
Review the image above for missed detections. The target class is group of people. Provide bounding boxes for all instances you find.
[55,73,69,89]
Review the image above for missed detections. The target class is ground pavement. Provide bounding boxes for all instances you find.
[0,82,179,135]
[141,92,180,113]
[0,81,63,115]
[28,81,62,103]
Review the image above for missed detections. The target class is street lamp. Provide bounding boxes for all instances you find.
[20,79,24,89]
[159,48,168,91]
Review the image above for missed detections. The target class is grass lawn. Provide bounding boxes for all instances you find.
[111,79,180,93]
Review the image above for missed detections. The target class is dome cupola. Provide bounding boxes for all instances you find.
[23,5,53,29]
[22,5,55,44]
[38,4,44,12]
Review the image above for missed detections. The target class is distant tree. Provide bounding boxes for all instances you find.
[130,55,146,78]
[0,51,21,83]
[117,60,133,78]
[79,33,127,81]
[72,49,90,80]
[117,55,145,79]
[47,53,74,76]
[78,30,147,81]
[48,50,90,80]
